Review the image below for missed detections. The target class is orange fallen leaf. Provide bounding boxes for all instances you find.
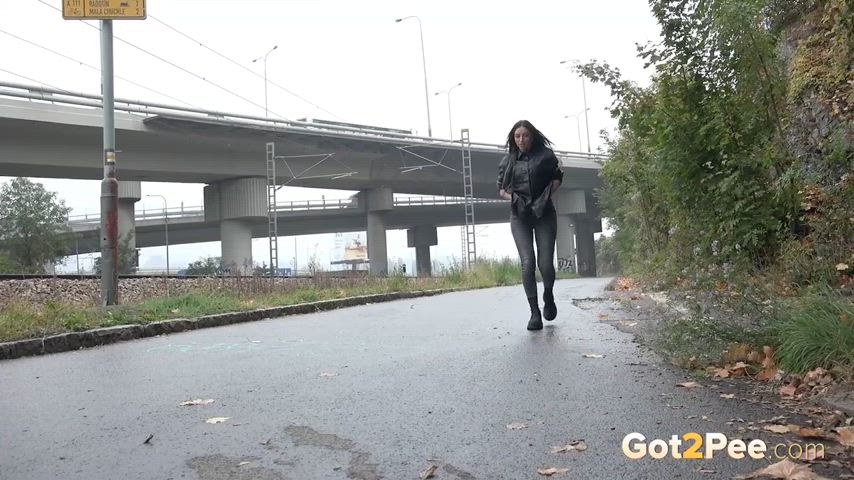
[537,467,569,476]
[714,368,731,378]
[779,384,797,397]
[787,425,825,439]
[677,382,703,389]
[835,426,854,447]
[764,424,790,434]
[757,367,778,381]
[734,458,831,479]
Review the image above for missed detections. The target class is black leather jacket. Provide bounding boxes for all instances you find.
[497,147,564,218]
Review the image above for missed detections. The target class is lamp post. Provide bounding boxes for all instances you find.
[563,109,589,152]
[395,16,432,137]
[146,194,169,275]
[434,82,462,140]
[252,45,278,118]
[560,59,591,153]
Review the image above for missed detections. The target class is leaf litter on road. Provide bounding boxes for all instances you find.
[582,354,605,358]
[205,417,230,424]
[551,440,587,453]
[677,381,703,389]
[319,372,338,378]
[734,458,832,479]
[537,467,569,476]
[179,398,214,406]
[419,464,438,479]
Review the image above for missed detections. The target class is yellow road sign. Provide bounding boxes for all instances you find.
[63,0,146,20]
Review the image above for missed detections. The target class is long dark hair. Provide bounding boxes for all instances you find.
[505,120,553,154]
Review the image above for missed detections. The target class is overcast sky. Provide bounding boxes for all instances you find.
[0,0,661,273]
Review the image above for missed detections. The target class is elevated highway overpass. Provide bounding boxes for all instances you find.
[0,82,605,275]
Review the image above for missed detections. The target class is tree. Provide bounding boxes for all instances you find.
[185,256,225,276]
[0,178,71,273]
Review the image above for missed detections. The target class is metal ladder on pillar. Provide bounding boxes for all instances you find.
[460,129,477,268]
[265,142,278,278]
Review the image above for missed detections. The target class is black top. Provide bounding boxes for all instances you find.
[497,147,564,218]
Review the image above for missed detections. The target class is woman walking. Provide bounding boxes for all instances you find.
[497,120,563,330]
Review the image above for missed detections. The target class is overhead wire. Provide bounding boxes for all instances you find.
[148,15,343,120]
[32,0,289,120]
[0,28,200,108]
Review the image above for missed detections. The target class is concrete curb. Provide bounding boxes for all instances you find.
[0,288,457,361]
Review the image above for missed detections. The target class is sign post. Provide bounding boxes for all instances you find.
[62,0,146,306]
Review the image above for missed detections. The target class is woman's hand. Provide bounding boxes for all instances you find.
[550,179,561,192]
[499,189,512,201]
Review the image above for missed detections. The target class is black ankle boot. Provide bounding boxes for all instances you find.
[527,296,543,331]
[543,289,557,321]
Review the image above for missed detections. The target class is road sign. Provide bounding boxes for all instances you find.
[63,0,146,20]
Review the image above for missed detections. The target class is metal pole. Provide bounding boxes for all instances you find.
[263,57,268,118]
[164,204,169,276]
[447,93,453,140]
[581,76,590,153]
[416,19,432,137]
[100,19,118,306]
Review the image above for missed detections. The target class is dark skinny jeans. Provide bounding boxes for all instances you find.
[510,209,557,299]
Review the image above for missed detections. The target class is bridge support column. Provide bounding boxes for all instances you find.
[407,225,437,277]
[361,188,392,276]
[555,216,576,274]
[118,181,141,269]
[204,177,266,274]
[571,217,601,277]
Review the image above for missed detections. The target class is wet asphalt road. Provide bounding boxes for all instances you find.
[1,278,796,479]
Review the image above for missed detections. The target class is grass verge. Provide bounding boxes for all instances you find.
[0,258,580,343]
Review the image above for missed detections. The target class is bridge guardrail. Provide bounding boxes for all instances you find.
[66,196,506,226]
[0,81,609,160]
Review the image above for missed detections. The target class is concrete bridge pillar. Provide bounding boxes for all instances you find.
[204,177,266,274]
[555,217,576,274]
[407,225,438,277]
[572,217,601,277]
[118,181,141,268]
[361,187,392,276]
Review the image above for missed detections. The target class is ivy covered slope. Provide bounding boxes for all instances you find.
[584,0,852,373]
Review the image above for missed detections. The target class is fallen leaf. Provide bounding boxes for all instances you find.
[597,313,609,319]
[420,464,438,479]
[677,382,703,389]
[835,426,854,447]
[238,462,250,467]
[582,354,605,358]
[836,263,849,271]
[537,467,569,476]
[757,367,779,381]
[764,424,790,434]
[714,368,731,378]
[319,372,338,378]
[179,399,215,406]
[780,384,797,397]
[506,422,528,430]
[734,458,831,479]
[552,440,587,453]
[721,394,736,399]
[205,417,230,424]
[143,434,154,444]
[788,425,825,438]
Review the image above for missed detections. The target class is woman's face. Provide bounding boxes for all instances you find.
[514,127,532,153]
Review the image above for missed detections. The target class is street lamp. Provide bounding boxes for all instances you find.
[563,109,589,152]
[434,82,462,140]
[560,59,591,153]
[395,16,432,137]
[146,194,169,276]
[252,45,278,118]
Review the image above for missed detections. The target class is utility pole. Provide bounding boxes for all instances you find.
[100,19,119,306]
